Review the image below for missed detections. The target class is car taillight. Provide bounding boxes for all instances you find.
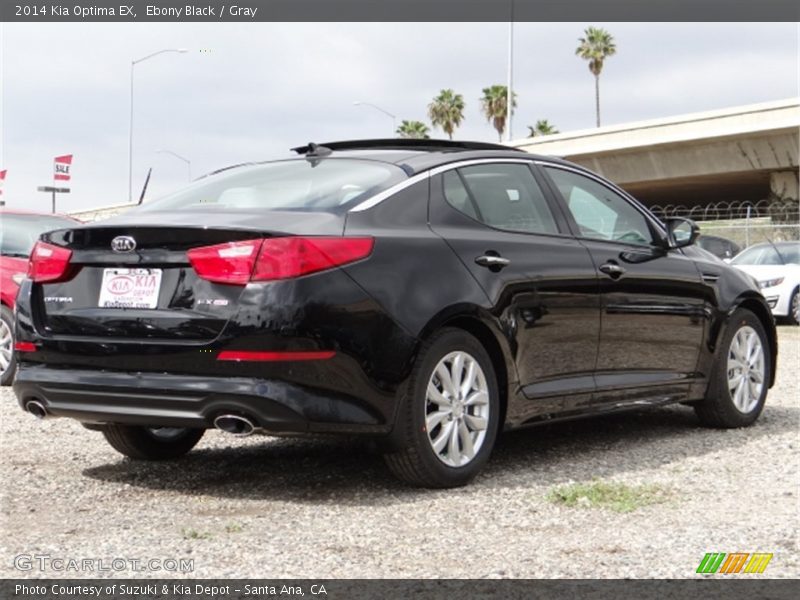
[186,239,261,285]
[187,237,373,285]
[27,241,73,283]
[252,237,374,281]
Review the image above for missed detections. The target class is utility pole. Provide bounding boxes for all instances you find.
[505,4,515,142]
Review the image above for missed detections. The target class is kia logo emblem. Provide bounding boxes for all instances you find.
[111,236,137,253]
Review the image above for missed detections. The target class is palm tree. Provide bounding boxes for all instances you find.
[427,89,465,139]
[480,85,517,141]
[575,26,617,127]
[396,120,431,139]
[527,120,560,137]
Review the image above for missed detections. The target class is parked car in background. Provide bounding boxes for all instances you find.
[12,140,777,488]
[730,241,800,325]
[697,234,741,261]
[0,209,79,384]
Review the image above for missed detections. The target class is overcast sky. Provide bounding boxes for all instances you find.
[0,22,797,212]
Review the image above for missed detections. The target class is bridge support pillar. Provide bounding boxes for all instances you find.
[770,170,799,201]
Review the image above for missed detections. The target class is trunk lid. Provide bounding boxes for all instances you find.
[34,210,345,341]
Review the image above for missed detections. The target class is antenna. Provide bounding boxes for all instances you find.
[137,167,152,205]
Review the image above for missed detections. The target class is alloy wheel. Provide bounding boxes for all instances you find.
[0,318,12,377]
[792,291,800,324]
[425,351,490,467]
[727,325,765,414]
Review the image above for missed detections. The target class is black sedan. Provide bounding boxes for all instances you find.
[697,234,741,261]
[13,140,777,488]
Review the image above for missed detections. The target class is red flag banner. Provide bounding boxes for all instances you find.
[54,154,73,182]
[0,169,6,195]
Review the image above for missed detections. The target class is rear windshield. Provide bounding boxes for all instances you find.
[140,158,407,213]
[0,214,76,257]
[698,236,739,257]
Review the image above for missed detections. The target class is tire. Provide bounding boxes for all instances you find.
[0,305,16,386]
[101,424,205,460]
[695,309,770,428]
[788,288,800,326]
[383,328,500,488]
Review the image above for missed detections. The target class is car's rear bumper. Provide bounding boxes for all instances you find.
[13,365,392,435]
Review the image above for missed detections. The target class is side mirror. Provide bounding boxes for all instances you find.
[663,217,699,249]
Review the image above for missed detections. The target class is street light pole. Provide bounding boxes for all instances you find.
[156,149,192,181]
[353,101,397,136]
[128,48,188,203]
[506,17,515,142]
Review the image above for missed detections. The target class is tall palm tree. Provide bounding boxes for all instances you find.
[480,85,517,141]
[396,120,431,139]
[427,89,465,139]
[575,26,617,127]
[527,119,560,137]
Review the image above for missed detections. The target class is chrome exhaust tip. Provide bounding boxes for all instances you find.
[25,400,48,420]
[213,414,256,437]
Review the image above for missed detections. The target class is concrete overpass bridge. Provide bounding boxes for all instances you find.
[74,100,798,227]
[511,98,799,216]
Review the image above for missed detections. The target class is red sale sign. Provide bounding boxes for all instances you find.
[54,154,73,181]
[0,169,6,195]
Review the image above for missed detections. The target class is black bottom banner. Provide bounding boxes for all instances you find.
[2,579,798,600]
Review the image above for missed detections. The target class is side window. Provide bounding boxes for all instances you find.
[544,167,654,246]
[442,171,478,220]
[445,163,559,235]
[759,247,782,265]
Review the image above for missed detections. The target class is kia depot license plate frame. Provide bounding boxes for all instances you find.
[98,268,163,309]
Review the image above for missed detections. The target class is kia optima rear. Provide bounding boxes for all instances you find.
[14,140,777,488]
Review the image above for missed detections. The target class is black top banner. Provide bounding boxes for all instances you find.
[2,0,800,22]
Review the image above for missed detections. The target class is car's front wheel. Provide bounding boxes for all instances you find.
[788,287,800,326]
[384,328,500,488]
[695,308,770,428]
[101,424,205,460]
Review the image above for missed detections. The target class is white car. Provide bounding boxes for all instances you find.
[730,241,800,324]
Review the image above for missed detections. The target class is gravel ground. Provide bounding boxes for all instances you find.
[1,327,797,579]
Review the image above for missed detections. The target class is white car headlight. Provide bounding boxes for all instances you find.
[758,277,784,289]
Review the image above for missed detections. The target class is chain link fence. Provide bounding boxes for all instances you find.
[650,197,800,248]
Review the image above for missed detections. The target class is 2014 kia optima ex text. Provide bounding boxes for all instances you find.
[13,140,778,488]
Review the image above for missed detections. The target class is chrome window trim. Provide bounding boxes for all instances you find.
[348,170,430,212]
[348,158,536,212]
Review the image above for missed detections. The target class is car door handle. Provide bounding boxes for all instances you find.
[475,255,511,268]
[599,262,626,278]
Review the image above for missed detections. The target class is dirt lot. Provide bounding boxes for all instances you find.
[1,327,797,579]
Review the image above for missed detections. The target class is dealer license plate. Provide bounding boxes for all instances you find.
[98,268,163,309]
